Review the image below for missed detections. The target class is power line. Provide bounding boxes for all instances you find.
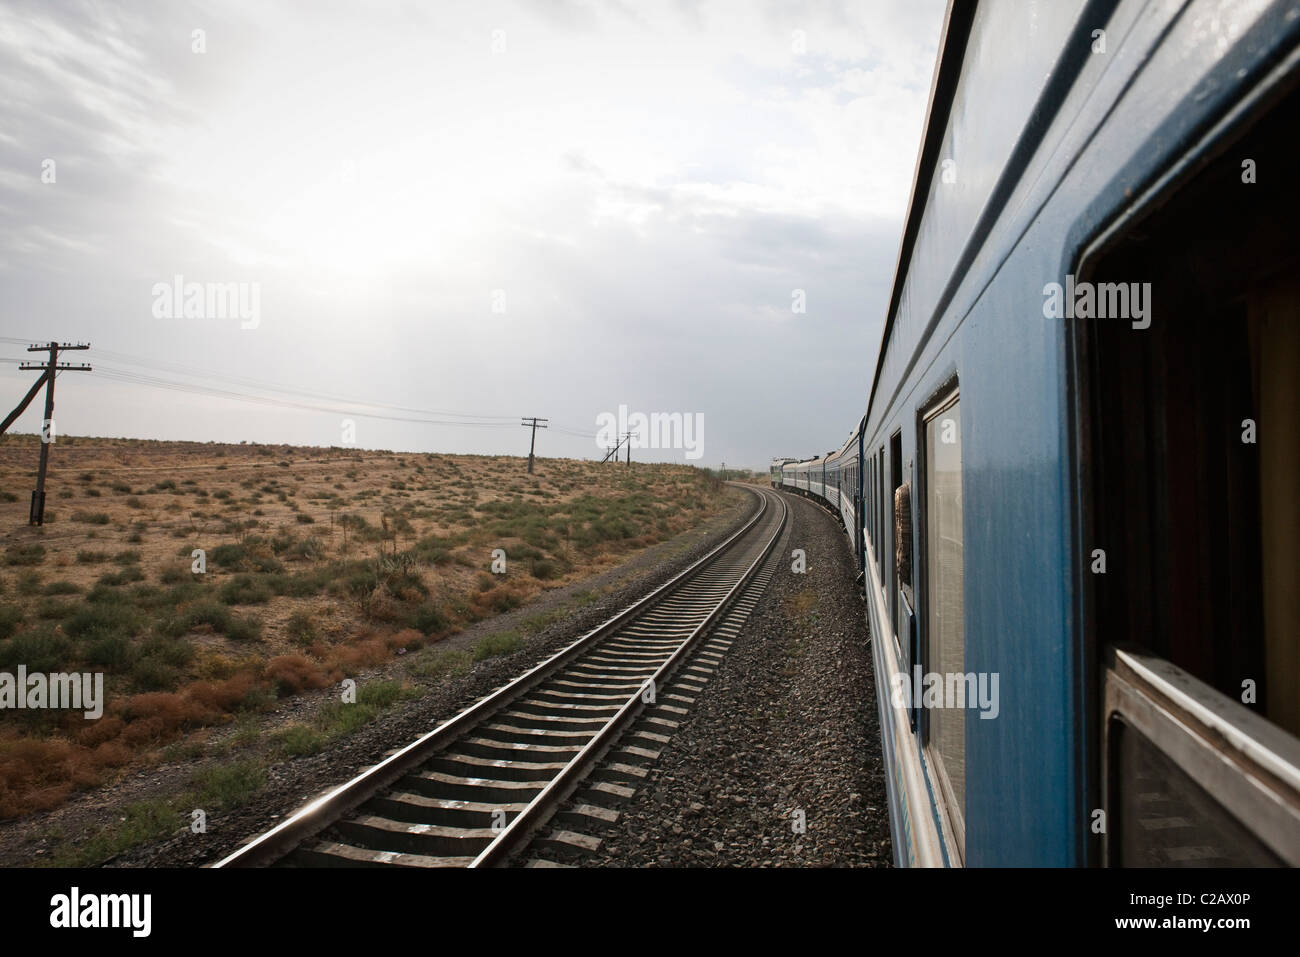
[1,339,601,439]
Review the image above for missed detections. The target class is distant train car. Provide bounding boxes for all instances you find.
[769,457,796,488]
[778,0,1300,866]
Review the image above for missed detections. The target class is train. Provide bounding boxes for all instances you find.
[775,0,1300,866]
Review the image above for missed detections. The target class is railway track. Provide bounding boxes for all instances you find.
[214,484,787,868]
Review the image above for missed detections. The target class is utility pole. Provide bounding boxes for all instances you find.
[602,433,628,464]
[521,416,548,473]
[12,342,91,525]
[623,432,632,467]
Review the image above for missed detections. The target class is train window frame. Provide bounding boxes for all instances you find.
[1102,645,1300,866]
[917,381,965,860]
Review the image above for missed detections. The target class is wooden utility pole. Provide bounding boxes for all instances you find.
[13,342,91,525]
[601,433,627,463]
[623,431,632,467]
[521,416,548,473]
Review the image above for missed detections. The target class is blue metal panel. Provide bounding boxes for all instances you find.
[867,1,1090,441]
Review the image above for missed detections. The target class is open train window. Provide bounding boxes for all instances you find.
[1080,79,1300,865]
[919,386,964,857]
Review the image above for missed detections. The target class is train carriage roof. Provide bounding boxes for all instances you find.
[866,0,972,421]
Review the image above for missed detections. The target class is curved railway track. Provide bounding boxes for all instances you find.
[214,484,787,868]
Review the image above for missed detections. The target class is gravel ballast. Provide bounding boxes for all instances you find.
[584,490,892,867]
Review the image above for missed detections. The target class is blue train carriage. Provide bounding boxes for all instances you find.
[785,460,806,494]
[826,425,863,546]
[863,0,1300,866]
[822,450,841,512]
[807,455,825,502]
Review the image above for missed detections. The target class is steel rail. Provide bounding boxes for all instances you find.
[470,487,787,866]
[213,484,771,867]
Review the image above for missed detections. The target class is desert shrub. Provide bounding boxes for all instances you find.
[281,535,325,562]
[0,625,71,672]
[128,657,181,691]
[43,581,80,595]
[76,550,111,564]
[97,567,145,587]
[84,635,133,668]
[279,723,327,756]
[118,693,212,744]
[225,613,263,641]
[64,601,145,643]
[16,571,43,596]
[530,558,560,580]
[4,544,45,567]
[137,634,194,669]
[208,544,248,569]
[285,611,316,645]
[186,672,260,712]
[475,585,525,614]
[158,601,221,637]
[159,565,199,585]
[163,581,206,606]
[407,647,472,680]
[219,574,272,605]
[357,679,404,708]
[374,553,426,600]
[0,604,23,640]
[34,598,76,620]
[71,511,111,525]
[265,655,327,697]
[408,602,449,635]
[279,567,330,597]
[472,630,523,661]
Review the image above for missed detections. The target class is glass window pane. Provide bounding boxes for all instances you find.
[926,396,964,836]
[1113,719,1282,866]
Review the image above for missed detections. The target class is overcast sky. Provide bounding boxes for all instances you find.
[1,0,945,469]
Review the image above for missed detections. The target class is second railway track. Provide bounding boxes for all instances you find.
[213,484,787,868]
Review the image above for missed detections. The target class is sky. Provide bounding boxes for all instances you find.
[0,0,945,470]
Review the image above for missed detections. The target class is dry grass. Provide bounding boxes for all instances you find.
[0,435,728,818]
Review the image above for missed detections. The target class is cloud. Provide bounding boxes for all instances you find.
[0,0,945,467]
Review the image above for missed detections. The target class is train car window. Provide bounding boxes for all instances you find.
[868,457,875,567]
[889,431,902,634]
[922,390,963,852]
[875,456,883,567]
[871,458,878,562]
[1084,81,1300,864]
